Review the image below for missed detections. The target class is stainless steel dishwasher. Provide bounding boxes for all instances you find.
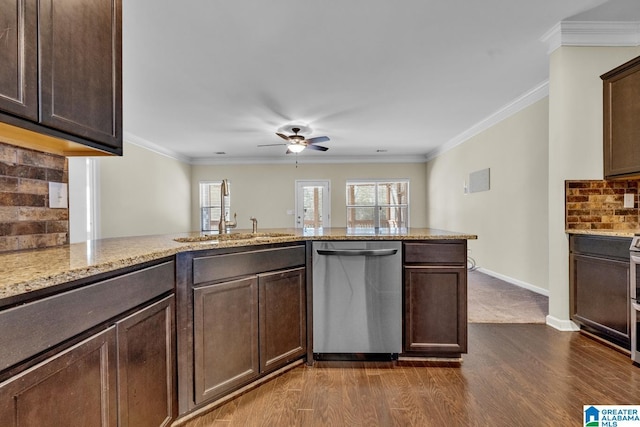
[312,241,402,360]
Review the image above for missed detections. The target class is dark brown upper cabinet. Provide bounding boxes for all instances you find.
[0,0,122,156]
[0,0,38,121]
[602,55,640,179]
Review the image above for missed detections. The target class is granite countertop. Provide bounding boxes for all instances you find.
[566,229,640,238]
[0,227,476,304]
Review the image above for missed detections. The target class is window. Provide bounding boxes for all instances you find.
[200,181,230,232]
[346,180,409,231]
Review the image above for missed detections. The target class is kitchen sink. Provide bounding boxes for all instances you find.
[174,232,295,243]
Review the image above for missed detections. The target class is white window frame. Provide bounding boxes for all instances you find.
[346,179,409,231]
[199,181,230,232]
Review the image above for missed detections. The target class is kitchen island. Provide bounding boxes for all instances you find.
[0,228,476,425]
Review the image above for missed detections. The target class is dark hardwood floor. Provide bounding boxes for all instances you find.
[178,324,640,426]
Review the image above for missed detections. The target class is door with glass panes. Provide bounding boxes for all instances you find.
[295,181,330,229]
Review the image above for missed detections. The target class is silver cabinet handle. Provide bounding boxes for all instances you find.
[316,249,398,257]
[632,301,640,311]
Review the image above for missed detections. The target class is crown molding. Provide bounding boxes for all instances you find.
[190,154,427,166]
[424,81,549,162]
[124,131,426,165]
[123,131,192,163]
[541,21,640,54]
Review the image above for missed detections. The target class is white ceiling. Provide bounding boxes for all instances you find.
[121,0,639,164]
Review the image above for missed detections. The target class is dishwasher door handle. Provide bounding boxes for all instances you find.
[316,248,398,257]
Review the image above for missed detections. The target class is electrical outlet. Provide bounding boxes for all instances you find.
[49,182,68,208]
[624,193,635,208]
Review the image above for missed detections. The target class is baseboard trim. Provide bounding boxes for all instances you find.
[475,267,549,297]
[546,315,580,331]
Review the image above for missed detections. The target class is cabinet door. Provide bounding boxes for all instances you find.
[117,295,176,427]
[602,56,640,178]
[259,268,306,373]
[404,267,467,355]
[38,0,122,150]
[0,0,37,120]
[570,253,630,346]
[0,327,117,426]
[193,277,259,404]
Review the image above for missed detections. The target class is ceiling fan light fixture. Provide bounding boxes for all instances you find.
[287,143,305,153]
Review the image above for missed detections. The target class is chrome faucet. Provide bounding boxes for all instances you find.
[218,179,237,234]
[250,217,258,233]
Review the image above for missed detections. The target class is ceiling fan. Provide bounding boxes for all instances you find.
[258,127,330,154]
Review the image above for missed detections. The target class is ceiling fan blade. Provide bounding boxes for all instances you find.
[305,144,329,151]
[276,132,290,141]
[305,136,330,145]
[258,143,287,147]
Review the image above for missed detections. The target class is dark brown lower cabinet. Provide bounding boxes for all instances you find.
[177,245,308,415]
[117,295,176,427]
[192,267,306,404]
[569,234,631,349]
[404,267,467,355]
[0,327,118,426]
[259,268,307,373]
[0,295,176,427]
[193,277,260,404]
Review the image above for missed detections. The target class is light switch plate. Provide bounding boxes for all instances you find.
[624,193,635,208]
[49,182,68,209]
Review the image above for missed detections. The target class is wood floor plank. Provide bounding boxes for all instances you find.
[366,371,394,426]
[340,362,375,426]
[260,374,292,426]
[293,408,314,426]
[240,375,277,426]
[276,389,302,426]
[372,363,419,425]
[296,362,315,411]
[309,364,344,426]
[404,362,451,425]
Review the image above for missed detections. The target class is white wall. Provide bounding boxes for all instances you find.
[68,157,90,243]
[547,46,640,327]
[426,98,550,292]
[190,162,428,231]
[98,141,192,238]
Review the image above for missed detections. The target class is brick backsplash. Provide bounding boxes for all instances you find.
[566,180,639,231]
[0,142,68,252]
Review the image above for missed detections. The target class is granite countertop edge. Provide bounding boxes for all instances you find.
[566,229,639,238]
[0,228,477,302]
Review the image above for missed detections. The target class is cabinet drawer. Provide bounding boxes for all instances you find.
[193,245,305,285]
[570,235,631,261]
[0,260,174,372]
[404,241,466,265]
